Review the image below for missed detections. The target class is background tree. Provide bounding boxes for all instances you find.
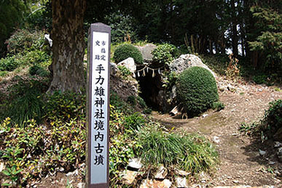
[0,0,27,57]
[248,5,282,74]
[27,0,282,93]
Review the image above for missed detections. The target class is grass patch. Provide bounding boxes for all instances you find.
[1,77,49,125]
[137,124,219,174]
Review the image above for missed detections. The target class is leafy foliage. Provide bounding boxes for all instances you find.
[200,54,229,76]
[252,74,268,84]
[110,91,133,114]
[22,50,50,65]
[127,95,137,106]
[25,1,52,31]
[212,101,225,111]
[152,43,179,65]
[176,67,219,117]
[239,99,282,139]
[117,65,132,79]
[44,91,86,122]
[0,56,19,71]
[113,43,143,64]
[0,29,51,75]
[105,10,137,43]
[7,29,46,55]
[0,0,27,57]
[2,77,49,125]
[108,105,144,186]
[261,99,282,138]
[239,122,258,135]
[29,65,50,77]
[137,96,147,108]
[0,118,86,186]
[123,112,146,131]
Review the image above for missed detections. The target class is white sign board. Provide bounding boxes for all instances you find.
[87,23,110,188]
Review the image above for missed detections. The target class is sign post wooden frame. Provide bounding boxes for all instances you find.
[86,23,111,188]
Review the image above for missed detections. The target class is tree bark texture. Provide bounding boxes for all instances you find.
[231,0,238,56]
[48,0,86,93]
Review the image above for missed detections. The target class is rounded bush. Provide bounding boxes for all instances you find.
[152,43,179,65]
[176,66,219,117]
[113,44,143,64]
[262,99,282,137]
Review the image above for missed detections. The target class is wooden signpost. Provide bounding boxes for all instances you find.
[87,23,111,188]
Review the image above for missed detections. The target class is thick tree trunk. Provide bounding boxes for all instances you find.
[231,0,238,56]
[48,0,86,93]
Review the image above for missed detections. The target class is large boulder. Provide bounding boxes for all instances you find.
[118,57,136,74]
[137,43,157,63]
[169,54,216,77]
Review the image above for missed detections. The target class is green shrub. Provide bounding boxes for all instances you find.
[105,11,137,43]
[137,124,218,173]
[29,65,50,77]
[109,129,140,186]
[253,74,268,84]
[262,99,282,136]
[110,91,132,114]
[212,101,225,111]
[26,2,52,31]
[176,66,219,117]
[0,56,19,71]
[118,65,132,79]
[3,78,48,125]
[152,43,179,65]
[22,50,50,65]
[7,29,45,54]
[123,112,146,131]
[137,96,147,108]
[108,105,142,186]
[143,107,152,114]
[127,95,136,106]
[0,71,9,77]
[43,91,86,122]
[113,44,143,64]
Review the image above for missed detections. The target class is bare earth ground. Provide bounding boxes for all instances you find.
[152,77,282,187]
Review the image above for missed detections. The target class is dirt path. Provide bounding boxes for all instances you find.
[152,78,282,187]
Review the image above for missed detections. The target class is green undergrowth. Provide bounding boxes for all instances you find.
[1,77,49,125]
[1,78,219,186]
[239,99,282,142]
[0,29,51,80]
[0,118,86,187]
[0,34,219,186]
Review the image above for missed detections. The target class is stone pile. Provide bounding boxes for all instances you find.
[121,158,191,187]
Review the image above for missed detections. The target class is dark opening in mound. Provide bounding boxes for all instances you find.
[136,69,163,111]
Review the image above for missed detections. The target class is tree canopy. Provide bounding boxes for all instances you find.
[1,0,281,92]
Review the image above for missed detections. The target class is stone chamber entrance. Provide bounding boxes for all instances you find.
[136,66,171,112]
